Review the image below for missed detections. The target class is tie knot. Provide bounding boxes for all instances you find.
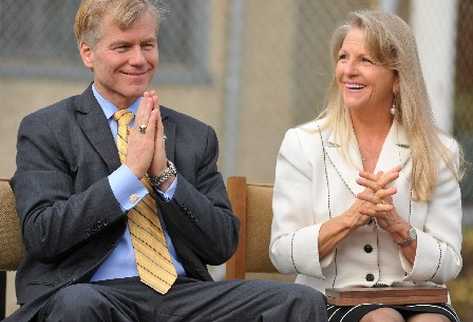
[114,110,134,127]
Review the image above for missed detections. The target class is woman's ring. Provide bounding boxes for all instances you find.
[138,124,147,134]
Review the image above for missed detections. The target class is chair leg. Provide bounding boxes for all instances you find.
[0,271,5,319]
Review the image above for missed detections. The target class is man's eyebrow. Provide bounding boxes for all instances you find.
[109,37,157,47]
[109,40,131,47]
[141,37,158,43]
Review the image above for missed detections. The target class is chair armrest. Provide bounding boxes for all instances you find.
[0,179,25,271]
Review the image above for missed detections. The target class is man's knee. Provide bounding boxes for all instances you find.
[267,282,327,318]
[282,283,326,306]
[42,283,106,320]
[250,280,325,306]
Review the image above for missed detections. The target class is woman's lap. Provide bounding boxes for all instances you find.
[326,303,460,322]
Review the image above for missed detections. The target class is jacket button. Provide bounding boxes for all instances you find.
[364,244,373,253]
[366,273,375,282]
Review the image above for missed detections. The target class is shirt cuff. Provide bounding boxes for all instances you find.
[108,165,148,211]
[156,176,177,201]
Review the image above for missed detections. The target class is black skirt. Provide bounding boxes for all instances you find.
[327,303,460,322]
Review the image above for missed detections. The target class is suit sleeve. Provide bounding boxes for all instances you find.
[270,129,327,278]
[402,139,463,283]
[11,113,124,263]
[159,126,239,265]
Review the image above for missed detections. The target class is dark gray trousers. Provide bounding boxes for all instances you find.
[36,277,327,322]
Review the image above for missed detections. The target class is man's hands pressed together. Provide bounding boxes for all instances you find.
[125,91,174,191]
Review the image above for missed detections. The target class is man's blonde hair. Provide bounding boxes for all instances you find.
[319,10,462,201]
[74,0,160,47]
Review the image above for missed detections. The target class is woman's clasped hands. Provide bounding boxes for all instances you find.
[354,166,404,233]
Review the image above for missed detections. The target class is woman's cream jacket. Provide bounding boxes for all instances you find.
[270,119,463,293]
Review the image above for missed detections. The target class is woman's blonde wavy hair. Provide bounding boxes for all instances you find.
[318,10,461,201]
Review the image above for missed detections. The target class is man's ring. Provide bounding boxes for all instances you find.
[163,135,167,141]
[138,124,147,134]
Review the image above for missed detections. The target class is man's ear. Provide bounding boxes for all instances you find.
[79,42,94,70]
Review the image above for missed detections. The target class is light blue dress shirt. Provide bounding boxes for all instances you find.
[90,85,186,281]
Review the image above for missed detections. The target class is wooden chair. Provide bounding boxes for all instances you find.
[225,176,293,281]
[223,176,448,305]
[0,178,25,319]
[0,179,24,270]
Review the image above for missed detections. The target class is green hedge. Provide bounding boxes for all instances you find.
[448,227,473,321]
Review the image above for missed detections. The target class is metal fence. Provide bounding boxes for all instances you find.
[0,0,472,192]
[0,0,209,82]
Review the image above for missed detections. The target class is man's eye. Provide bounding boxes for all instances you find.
[115,45,129,52]
[143,43,155,50]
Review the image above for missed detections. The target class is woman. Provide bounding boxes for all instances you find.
[270,10,462,322]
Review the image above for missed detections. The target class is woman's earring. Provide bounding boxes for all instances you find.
[390,102,396,115]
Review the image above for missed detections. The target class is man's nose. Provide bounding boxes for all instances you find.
[129,47,146,65]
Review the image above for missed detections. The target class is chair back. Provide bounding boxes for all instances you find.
[225,177,278,279]
[0,179,24,270]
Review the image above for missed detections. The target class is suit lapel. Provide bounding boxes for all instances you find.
[323,128,363,195]
[161,107,176,164]
[322,121,411,196]
[75,85,121,172]
[375,121,411,173]
[74,90,179,172]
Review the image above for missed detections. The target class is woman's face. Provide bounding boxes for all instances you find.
[336,27,398,113]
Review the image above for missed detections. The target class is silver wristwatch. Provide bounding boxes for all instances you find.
[396,226,417,247]
[148,160,177,188]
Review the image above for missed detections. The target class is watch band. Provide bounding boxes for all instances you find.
[396,226,417,247]
[148,160,177,188]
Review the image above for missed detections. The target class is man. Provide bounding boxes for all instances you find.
[7,1,327,321]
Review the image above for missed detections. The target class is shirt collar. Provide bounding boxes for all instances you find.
[92,84,141,120]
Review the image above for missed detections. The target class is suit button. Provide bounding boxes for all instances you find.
[364,244,373,253]
[366,273,375,282]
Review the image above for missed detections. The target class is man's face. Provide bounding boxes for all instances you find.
[80,11,158,108]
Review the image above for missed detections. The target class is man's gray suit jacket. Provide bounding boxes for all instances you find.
[8,85,239,322]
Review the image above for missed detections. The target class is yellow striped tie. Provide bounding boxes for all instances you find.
[114,110,177,294]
